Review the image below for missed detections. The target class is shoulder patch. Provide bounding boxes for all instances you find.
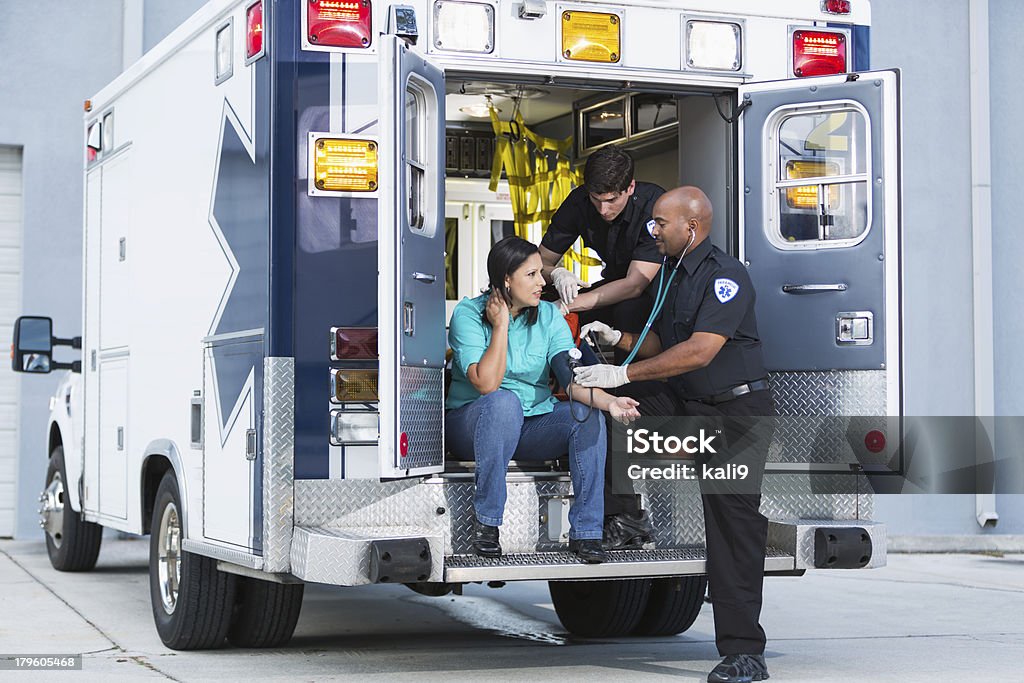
[645,219,657,237]
[714,278,740,303]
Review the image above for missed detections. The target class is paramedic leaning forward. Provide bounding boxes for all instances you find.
[446,236,641,565]
[574,187,775,683]
[540,144,663,546]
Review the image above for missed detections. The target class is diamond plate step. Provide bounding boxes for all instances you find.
[444,546,794,582]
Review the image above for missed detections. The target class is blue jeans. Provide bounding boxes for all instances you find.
[445,390,606,540]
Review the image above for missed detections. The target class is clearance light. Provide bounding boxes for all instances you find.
[313,137,378,192]
[785,160,840,209]
[793,30,847,77]
[822,0,852,15]
[686,20,741,71]
[246,1,264,59]
[308,0,373,48]
[330,410,379,445]
[331,369,379,403]
[433,1,494,53]
[561,10,620,63]
[331,327,378,360]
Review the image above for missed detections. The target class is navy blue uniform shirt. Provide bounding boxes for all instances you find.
[654,238,768,401]
[541,181,665,281]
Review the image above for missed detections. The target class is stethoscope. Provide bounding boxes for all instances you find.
[619,227,697,366]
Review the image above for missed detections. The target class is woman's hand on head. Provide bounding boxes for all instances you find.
[608,396,641,425]
[486,290,510,329]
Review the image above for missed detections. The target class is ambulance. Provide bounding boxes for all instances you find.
[12,0,900,649]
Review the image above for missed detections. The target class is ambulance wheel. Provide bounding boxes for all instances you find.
[42,446,103,571]
[149,471,236,650]
[227,577,304,648]
[631,575,708,636]
[549,578,651,637]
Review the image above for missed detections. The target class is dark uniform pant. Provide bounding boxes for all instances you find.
[607,380,774,656]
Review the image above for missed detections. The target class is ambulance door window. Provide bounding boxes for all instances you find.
[770,105,870,248]
[405,76,438,237]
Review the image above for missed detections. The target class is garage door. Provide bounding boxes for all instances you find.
[0,147,23,537]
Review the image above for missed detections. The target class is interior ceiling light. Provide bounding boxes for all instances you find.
[458,103,500,118]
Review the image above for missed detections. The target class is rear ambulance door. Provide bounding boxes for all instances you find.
[739,71,901,422]
[378,35,447,477]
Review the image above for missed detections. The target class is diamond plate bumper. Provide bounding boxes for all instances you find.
[768,519,887,569]
[291,525,444,585]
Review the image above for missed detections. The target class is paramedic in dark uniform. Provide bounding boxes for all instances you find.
[539,145,663,545]
[539,145,663,335]
[574,186,775,683]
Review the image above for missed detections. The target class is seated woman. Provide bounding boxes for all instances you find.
[446,236,640,564]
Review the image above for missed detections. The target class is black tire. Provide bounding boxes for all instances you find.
[632,575,708,636]
[227,577,304,648]
[42,446,102,571]
[549,579,651,637]
[149,471,236,650]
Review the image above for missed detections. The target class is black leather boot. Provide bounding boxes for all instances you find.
[471,518,501,558]
[569,538,608,564]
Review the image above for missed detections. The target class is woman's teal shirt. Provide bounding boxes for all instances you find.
[446,295,575,416]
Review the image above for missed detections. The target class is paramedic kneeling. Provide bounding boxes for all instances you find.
[574,187,775,683]
[446,236,640,565]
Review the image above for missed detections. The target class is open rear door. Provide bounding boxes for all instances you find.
[378,35,447,477]
[739,71,902,467]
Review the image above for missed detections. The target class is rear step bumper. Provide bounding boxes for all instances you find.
[444,547,795,582]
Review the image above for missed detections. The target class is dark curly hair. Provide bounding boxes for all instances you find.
[483,236,540,326]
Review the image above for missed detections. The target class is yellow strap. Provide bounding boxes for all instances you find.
[488,108,594,283]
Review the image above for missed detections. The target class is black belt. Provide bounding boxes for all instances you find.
[701,380,769,406]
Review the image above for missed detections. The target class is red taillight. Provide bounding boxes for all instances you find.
[864,430,886,454]
[308,0,373,49]
[399,432,409,457]
[822,0,852,15]
[793,30,847,77]
[246,1,264,59]
[331,327,378,360]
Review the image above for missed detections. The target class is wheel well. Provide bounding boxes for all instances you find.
[48,423,62,457]
[142,456,173,535]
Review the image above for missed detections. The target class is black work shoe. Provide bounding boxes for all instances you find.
[602,511,654,550]
[471,518,501,558]
[569,539,608,564]
[707,654,769,683]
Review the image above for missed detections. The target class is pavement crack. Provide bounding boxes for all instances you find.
[0,548,176,680]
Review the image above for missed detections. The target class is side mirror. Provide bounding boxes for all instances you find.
[12,316,53,374]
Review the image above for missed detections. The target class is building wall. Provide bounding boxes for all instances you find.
[871,0,1024,536]
[0,1,125,538]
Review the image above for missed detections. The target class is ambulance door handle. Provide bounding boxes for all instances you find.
[403,302,415,336]
[411,272,437,284]
[782,283,847,294]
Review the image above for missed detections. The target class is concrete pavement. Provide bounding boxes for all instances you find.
[1,537,1022,681]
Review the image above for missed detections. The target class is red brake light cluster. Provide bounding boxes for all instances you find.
[308,0,373,48]
[246,1,264,59]
[793,30,847,77]
[332,327,378,360]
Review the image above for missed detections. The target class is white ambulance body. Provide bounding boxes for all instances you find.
[15,0,900,649]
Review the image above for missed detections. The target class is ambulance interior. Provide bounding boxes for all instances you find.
[441,79,734,321]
